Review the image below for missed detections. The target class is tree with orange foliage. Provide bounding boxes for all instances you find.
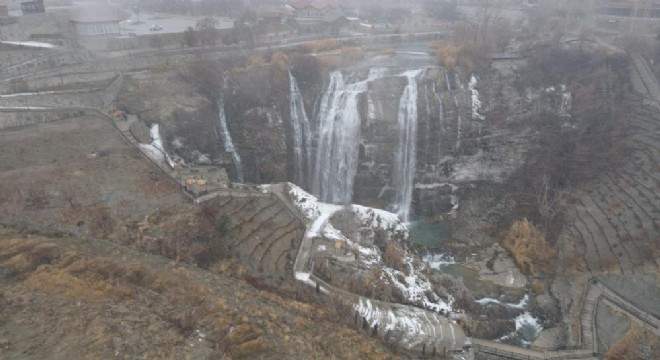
[501,219,556,278]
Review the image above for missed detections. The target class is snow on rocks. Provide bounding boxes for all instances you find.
[475,294,528,309]
[382,257,453,313]
[288,184,408,241]
[139,123,176,168]
[355,297,465,350]
[1,40,56,49]
[497,310,543,346]
[287,184,451,311]
[350,204,409,239]
[469,75,485,120]
[423,253,457,270]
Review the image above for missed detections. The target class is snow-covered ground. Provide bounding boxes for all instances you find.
[469,75,485,120]
[275,183,467,351]
[475,294,528,309]
[497,311,543,346]
[287,183,451,313]
[476,294,543,346]
[382,258,452,313]
[139,124,176,168]
[0,41,56,49]
[423,253,457,270]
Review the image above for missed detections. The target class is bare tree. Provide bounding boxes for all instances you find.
[196,17,218,46]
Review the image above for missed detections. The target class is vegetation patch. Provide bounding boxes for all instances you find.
[501,219,556,278]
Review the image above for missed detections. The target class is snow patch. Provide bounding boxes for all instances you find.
[423,253,457,270]
[1,40,55,49]
[414,183,457,191]
[139,124,176,168]
[382,258,452,313]
[475,294,528,309]
[497,311,543,346]
[287,184,451,312]
[469,75,485,120]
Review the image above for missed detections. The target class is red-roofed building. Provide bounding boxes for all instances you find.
[69,7,121,37]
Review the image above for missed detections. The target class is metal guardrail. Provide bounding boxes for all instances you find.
[597,282,660,331]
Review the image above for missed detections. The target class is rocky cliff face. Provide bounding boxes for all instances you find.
[115,52,528,222]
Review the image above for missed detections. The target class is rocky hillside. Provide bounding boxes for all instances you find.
[0,225,402,360]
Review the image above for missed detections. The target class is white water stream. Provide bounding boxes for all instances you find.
[312,69,385,204]
[216,99,244,183]
[289,70,313,188]
[391,69,423,222]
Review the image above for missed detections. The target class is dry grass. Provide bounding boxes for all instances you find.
[88,206,115,238]
[271,51,289,72]
[501,219,556,278]
[317,54,342,70]
[432,41,460,69]
[383,242,405,270]
[605,324,660,360]
[378,49,396,57]
[0,227,402,360]
[430,40,486,75]
[299,38,339,53]
[247,54,266,68]
[0,239,59,276]
[340,46,365,62]
[531,280,545,295]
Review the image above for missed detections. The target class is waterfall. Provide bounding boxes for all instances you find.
[391,69,423,222]
[559,84,572,116]
[437,94,445,164]
[469,75,485,120]
[289,70,312,187]
[438,95,444,132]
[216,99,244,183]
[312,69,385,204]
[454,95,462,152]
[444,69,452,91]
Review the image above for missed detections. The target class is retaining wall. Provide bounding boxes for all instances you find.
[0,109,86,129]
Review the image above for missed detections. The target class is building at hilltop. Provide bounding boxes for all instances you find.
[287,0,359,23]
[601,0,660,18]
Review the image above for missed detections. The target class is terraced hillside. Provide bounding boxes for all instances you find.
[563,93,660,275]
[202,194,304,280]
[568,96,660,274]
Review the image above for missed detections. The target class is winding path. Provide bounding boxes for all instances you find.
[3,44,658,359]
[284,188,468,353]
[473,278,659,360]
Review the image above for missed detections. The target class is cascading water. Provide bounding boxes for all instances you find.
[559,85,572,116]
[444,69,452,91]
[469,75,485,120]
[312,69,386,204]
[437,95,444,131]
[216,98,244,183]
[289,70,313,187]
[453,95,462,152]
[391,69,423,222]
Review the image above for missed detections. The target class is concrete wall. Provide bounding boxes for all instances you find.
[0,70,116,93]
[0,109,85,129]
[0,49,92,79]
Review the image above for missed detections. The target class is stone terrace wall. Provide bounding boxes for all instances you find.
[0,50,92,79]
[0,109,86,129]
[0,70,116,93]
